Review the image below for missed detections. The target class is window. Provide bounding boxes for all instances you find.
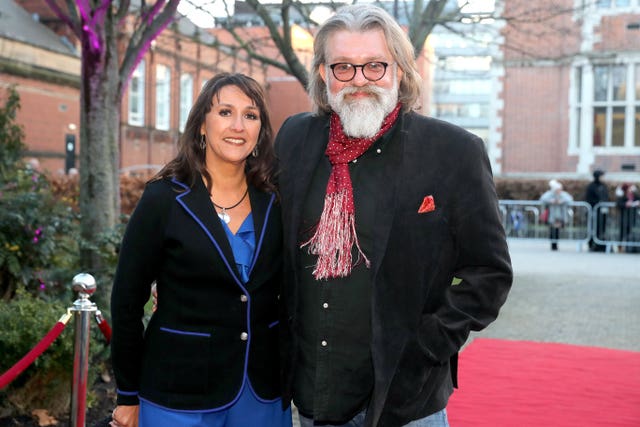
[596,0,635,8]
[593,64,636,148]
[179,73,194,132]
[128,60,145,126]
[434,80,492,95]
[573,61,640,150]
[441,56,491,72]
[636,64,640,147]
[156,65,171,131]
[434,102,489,119]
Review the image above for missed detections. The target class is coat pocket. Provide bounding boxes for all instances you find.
[145,327,211,395]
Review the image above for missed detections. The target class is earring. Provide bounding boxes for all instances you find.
[252,145,259,158]
[200,134,206,151]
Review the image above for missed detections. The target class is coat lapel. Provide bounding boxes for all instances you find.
[173,178,240,285]
[173,178,276,288]
[370,113,407,279]
[247,187,275,274]
[287,116,330,254]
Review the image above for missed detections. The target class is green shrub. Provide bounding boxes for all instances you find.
[0,86,113,418]
[0,289,73,413]
[0,164,83,301]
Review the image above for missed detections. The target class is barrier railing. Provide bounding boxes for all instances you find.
[0,273,110,427]
[499,200,640,252]
[591,202,640,253]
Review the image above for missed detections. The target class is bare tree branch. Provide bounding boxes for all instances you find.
[44,0,82,38]
[119,0,181,97]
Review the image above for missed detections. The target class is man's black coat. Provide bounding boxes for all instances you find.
[275,111,513,426]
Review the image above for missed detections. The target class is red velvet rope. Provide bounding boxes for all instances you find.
[0,317,69,390]
[95,311,111,344]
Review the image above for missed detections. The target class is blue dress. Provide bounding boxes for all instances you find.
[139,214,292,427]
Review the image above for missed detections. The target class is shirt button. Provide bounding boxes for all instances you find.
[240,294,248,302]
[240,332,248,341]
[321,340,328,347]
[322,302,329,309]
[352,159,358,163]
[376,148,382,154]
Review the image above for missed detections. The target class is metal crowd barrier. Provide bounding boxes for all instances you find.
[591,202,640,253]
[499,200,591,246]
[498,200,640,253]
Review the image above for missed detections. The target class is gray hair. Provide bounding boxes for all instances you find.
[308,4,422,115]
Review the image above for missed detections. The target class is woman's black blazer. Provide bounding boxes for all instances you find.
[110,177,283,410]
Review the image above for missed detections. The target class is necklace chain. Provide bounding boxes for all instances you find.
[211,187,248,224]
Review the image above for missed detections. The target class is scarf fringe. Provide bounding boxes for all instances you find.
[301,190,370,280]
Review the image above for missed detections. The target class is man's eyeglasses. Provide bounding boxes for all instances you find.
[329,62,392,82]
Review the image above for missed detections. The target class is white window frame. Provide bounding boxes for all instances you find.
[179,73,193,133]
[128,60,145,127]
[571,60,640,154]
[155,64,171,131]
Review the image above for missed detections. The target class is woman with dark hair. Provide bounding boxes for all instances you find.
[110,73,291,427]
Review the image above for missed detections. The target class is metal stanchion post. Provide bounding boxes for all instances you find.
[70,273,97,427]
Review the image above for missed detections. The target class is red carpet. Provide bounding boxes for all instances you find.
[448,338,640,426]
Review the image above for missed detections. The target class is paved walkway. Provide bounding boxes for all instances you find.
[471,238,640,352]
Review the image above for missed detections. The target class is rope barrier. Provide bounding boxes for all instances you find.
[0,311,73,390]
[95,310,111,344]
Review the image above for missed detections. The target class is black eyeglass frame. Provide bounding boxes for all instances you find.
[328,62,391,82]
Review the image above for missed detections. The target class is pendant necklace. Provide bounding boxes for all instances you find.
[211,187,248,224]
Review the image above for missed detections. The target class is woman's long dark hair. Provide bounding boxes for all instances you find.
[153,73,276,194]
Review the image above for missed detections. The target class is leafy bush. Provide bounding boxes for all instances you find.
[0,164,82,301]
[0,87,113,418]
[0,288,107,417]
[0,288,75,416]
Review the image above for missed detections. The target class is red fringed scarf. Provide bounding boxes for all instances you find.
[301,103,402,280]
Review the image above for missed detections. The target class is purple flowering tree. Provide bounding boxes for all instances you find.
[44,0,180,271]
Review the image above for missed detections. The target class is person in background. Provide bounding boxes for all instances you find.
[274,4,513,426]
[585,169,609,252]
[616,183,640,253]
[110,73,291,427]
[540,179,573,251]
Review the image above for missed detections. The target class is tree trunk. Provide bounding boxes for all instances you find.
[78,14,121,307]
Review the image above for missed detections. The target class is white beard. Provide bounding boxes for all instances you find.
[328,76,399,139]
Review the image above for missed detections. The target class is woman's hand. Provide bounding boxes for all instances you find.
[110,405,139,427]
[151,282,158,312]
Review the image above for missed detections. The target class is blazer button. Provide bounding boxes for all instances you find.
[240,294,248,302]
[240,332,249,341]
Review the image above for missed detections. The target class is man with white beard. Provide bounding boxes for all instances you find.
[275,4,512,427]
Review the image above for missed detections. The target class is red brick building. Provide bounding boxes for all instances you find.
[4,0,637,181]
[0,0,81,173]
[1,0,314,173]
[498,0,640,180]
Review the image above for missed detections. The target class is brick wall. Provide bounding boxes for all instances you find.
[500,0,640,177]
[0,73,80,173]
[501,65,576,173]
[594,14,640,52]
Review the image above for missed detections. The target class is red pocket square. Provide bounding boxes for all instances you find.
[418,195,436,213]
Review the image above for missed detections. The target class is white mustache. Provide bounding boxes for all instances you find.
[338,85,385,99]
